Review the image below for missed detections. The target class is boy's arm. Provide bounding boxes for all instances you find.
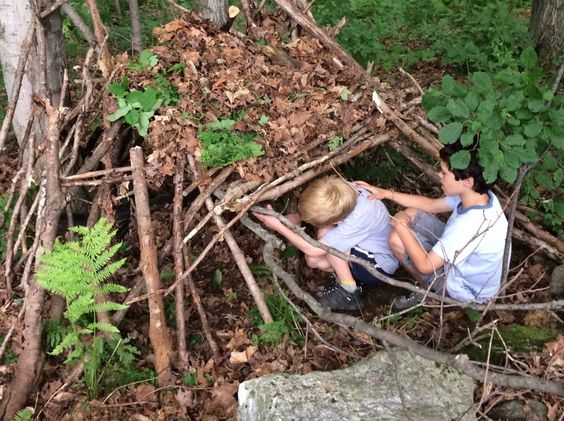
[393,211,445,275]
[354,181,451,214]
[252,207,327,258]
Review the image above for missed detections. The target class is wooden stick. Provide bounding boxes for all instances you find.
[130,146,173,386]
[172,163,189,368]
[187,156,273,323]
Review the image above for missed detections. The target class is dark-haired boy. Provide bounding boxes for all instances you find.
[356,141,509,309]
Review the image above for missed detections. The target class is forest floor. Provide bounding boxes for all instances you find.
[0,10,563,421]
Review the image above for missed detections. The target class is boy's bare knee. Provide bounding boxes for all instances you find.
[388,232,405,256]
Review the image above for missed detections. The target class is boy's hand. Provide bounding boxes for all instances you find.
[391,210,412,229]
[252,205,284,231]
[354,180,392,201]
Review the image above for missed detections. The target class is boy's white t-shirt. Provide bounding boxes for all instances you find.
[322,188,399,274]
[432,192,508,302]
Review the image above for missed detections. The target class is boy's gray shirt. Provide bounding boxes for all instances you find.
[322,188,399,274]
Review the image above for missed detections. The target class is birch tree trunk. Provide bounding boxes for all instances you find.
[530,0,564,66]
[0,0,66,142]
[0,1,35,142]
[0,0,65,143]
[197,0,229,26]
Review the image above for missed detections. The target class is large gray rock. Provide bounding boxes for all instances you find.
[238,349,475,420]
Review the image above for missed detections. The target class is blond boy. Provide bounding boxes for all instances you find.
[253,176,398,311]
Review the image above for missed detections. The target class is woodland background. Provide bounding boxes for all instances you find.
[0,0,563,420]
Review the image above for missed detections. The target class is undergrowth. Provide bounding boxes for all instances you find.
[37,218,153,398]
[312,0,530,72]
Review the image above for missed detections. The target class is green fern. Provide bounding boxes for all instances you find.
[37,218,130,397]
[12,408,33,421]
[37,217,128,339]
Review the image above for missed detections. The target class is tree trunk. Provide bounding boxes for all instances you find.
[0,0,65,143]
[197,0,229,26]
[530,0,564,67]
[129,0,143,53]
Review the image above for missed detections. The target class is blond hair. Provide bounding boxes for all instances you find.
[298,176,357,227]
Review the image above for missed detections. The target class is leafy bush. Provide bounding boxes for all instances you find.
[197,119,264,167]
[422,48,564,234]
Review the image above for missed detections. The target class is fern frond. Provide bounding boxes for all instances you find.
[50,332,80,356]
[92,301,128,313]
[98,283,129,295]
[87,322,120,334]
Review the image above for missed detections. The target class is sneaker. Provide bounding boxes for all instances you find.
[317,283,364,311]
[392,292,424,311]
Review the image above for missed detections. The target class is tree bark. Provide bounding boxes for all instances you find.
[0,97,65,420]
[197,0,229,26]
[530,0,564,67]
[130,146,173,386]
[128,0,143,53]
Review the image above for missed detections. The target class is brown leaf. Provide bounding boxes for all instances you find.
[175,389,193,408]
[131,383,158,403]
[226,328,248,351]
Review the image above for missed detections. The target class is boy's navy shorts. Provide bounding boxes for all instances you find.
[350,247,391,287]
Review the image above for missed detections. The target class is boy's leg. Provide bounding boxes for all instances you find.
[388,208,445,284]
[388,209,447,310]
[310,226,363,311]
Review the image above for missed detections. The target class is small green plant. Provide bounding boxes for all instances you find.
[328,134,344,152]
[107,77,163,137]
[0,336,17,364]
[37,218,130,397]
[183,372,197,387]
[250,291,304,346]
[213,268,223,287]
[128,49,158,71]
[13,408,33,421]
[197,118,264,167]
[225,290,238,302]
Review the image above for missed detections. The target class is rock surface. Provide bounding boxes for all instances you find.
[550,264,564,298]
[487,399,548,421]
[238,349,475,420]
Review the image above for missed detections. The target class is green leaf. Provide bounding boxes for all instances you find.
[126,88,158,112]
[524,122,543,138]
[107,103,132,122]
[527,99,545,113]
[438,122,463,144]
[505,134,525,146]
[123,109,140,125]
[427,106,451,122]
[259,114,269,125]
[441,75,456,95]
[465,309,481,322]
[446,99,469,118]
[107,78,129,98]
[449,150,471,170]
[500,165,517,183]
[340,87,351,100]
[213,269,222,287]
[460,132,475,147]
[470,72,492,94]
[464,92,479,112]
[549,108,564,124]
[519,46,538,69]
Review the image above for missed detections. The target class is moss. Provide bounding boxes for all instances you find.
[463,324,560,365]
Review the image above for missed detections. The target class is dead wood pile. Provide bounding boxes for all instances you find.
[114,12,389,186]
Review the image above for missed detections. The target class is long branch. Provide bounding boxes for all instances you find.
[260,237,564,396]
